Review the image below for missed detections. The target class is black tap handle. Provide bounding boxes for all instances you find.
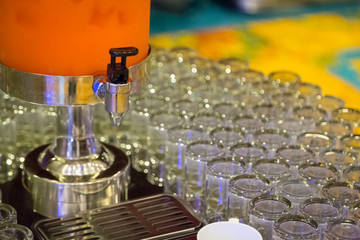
[108,47,139,84]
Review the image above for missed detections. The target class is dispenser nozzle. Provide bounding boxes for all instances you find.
[93,47,138,126]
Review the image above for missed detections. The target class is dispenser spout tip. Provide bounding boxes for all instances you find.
[108,112,126,126]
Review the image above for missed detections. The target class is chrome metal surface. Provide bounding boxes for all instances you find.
[23,143,130,218]
[0,50,150,106]
[103,82,131,126]
[33,194,203,240]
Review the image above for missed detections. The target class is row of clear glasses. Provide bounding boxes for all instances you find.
[0,91,57,183]
[140,46,360,240]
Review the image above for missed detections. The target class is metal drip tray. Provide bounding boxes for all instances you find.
[33,194,203,240]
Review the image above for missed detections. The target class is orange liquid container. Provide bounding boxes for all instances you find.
[0,0,150,76]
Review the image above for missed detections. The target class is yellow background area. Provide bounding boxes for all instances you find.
[150,13,360,109]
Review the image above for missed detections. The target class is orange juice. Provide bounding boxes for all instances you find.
[0,0,150,76]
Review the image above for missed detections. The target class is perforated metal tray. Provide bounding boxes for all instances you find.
[33,194,203,240]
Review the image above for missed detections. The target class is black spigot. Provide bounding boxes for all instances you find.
[107,47,139,84]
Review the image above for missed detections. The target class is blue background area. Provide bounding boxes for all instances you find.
[150,1,360,34]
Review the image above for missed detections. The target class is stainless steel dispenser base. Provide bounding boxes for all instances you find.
[23,143,130,218]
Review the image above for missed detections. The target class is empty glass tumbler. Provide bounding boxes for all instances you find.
[228,174,271,223]
[249,194,293,240]
[273,214,319,240]
[205,157,247,222]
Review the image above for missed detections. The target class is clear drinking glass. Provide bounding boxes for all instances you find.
[191,86,228,109]
[349,201,360,223]
[252,104,288,122]
[228,174,271,223]
[299,198,342,239]
[230,143,267,173]
[164,126,204,197]
[271,92,304,109]
[275,117,308,144]
[205,157,247,222]
[218,57,249,74]
[0,203,17,225]
[130,96,166,141]
[185,141,224,215]
[332,107,360,129]
[225,69,265,91]
[324,219,360,240]
[322,181,360,217]
[276,179,319,212]
[186,140,224,195]
[209,127,245,150]
[191,112,222,139]
[343,166,360,187]
[232,115,268,136]
[319,148,357,172]
[177,76,205,97]
[156,86,188,109]
[0,224,34,240]
[147,111,185,186]
[273,215,319,240]
[276,145,315,177]
[252,158,292,189]
[268,71,301,94]
[0,113,18,183]
[340,134,360,156]
[213,102,245,127]
[315,95,345,117]
[173,99,205,122]
[254,129,289,157]
[316,120,352,147]
[293,106,328,130]
[298,82,322,106]
[149,111,184,154]
[249,195,293,240]
[298,162,338,187]
[231,91,265,111]
[297,132,335,155]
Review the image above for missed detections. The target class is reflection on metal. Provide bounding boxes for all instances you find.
[0,49,150,106]
[23,143,130,218]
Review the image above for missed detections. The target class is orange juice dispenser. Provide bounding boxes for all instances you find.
[0,0,151,217]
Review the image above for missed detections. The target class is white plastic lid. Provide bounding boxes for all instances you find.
[197,221,262,240]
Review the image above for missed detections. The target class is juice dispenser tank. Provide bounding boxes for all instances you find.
[0,0,151,217]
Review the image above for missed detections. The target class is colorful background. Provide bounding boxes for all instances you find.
[150,2,360,108]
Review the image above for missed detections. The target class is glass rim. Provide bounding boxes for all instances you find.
[207,157,247,179]
[343,165,360,184]
[229,174,271,197]
[0,203,17,223]
[268,70,301,86]
[298,161,338,182]
[322,181,360,205]
[249,194,293,220]
[316,94,345,107]
[186,140,224,161]
[319,147,357,160]
[277,179,318,200]
[274,214,319,239]
[167,125,203,144]
[299,197,342,222]
[252,158,291,180]
[325,219,360,239]
[340,134,360,147]
[228,68,265,83]
[149,110,184,123]
[229,142,267,161]
[297,132,334,147]
[293,105,327,121]
[0,223,34,239]
[276,145,315,160]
